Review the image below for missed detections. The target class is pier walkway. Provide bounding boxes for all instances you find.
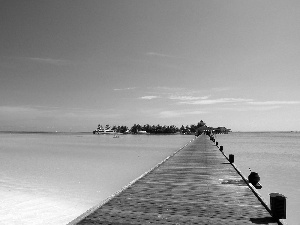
[71,135,278,224]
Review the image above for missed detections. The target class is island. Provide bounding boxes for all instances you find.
[93,120,231,135]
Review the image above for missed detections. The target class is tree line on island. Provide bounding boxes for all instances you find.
[94,120,230,135]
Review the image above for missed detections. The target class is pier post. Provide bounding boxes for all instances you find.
[270,193,286,219]
[216,141,218,146]
[219,146,223,151]
[229,154,234,163]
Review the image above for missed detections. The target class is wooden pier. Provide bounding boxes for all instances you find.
[70,135,279,225]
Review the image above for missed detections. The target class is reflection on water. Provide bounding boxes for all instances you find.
[0,133,193,225]
[216,132,300,225]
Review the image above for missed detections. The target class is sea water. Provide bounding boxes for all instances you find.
[0,133,193,225]
[216,132,300,225]
[1,132,298,224]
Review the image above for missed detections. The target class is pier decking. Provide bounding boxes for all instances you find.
[70,135,278,224]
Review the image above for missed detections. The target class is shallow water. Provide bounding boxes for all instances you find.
[0,133,193,224]
[216,132,300,225]
[2,132,298,224]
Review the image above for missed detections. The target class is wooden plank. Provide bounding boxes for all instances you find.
[70,135,279,225]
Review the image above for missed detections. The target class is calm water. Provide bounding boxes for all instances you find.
[216,132,300,225]
[1,132,298,224]
[0,133,193,225]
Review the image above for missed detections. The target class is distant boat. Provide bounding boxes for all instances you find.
[137,130,148,134]
[93,124,116,135]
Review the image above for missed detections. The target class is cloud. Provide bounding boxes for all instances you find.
[28,57,70,66]
[139,96,160,100]
[216,105,281,112]
[113,87,137,91]
[139,87,254,106]
[149,86,186,91]
[146,86,186,95]
[178,98,253,105]
[147,87,208,99]
[248,101,300,105]
[169,95,210,101]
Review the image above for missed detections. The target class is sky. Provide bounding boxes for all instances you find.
[1,0,300,132]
